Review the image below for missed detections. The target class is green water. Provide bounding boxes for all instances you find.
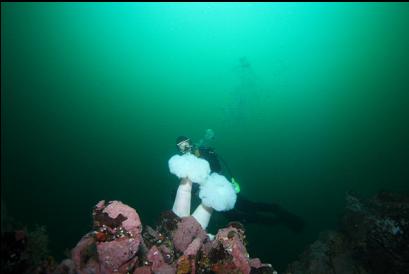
[2,2,409,270]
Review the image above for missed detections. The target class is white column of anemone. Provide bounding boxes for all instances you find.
[192,203,214,229]
[172,177,193,217]
[192,173,237,230]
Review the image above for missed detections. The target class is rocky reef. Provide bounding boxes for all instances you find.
[287,191,409,274]
[55,200,274,274]
[3,191,408,274]
[1,225,57,274]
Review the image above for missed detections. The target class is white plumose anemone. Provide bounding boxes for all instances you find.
[168,153,210,184]
[168,153,211,217]
[192,172,237,229]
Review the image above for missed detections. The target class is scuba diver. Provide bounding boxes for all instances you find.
[175,133,306,233]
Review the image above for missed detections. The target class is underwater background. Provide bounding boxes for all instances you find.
[2,2,409,270]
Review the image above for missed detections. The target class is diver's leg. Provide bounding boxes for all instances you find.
[236,196,306,232]
[223,210,281,226]
[236,195,281,212]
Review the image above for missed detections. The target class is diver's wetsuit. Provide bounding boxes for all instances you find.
[195,146,306,232]
[224,194,305,232]
[193,147,222,173]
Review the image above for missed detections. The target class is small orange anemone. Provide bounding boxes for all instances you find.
[95,231,107,242]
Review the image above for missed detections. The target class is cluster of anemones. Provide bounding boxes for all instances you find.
[168,153,237,230]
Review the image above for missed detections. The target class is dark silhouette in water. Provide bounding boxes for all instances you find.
[174,136,306,233]
[222,57,257,123]
[224,194,305,232]
[238,56,252,70]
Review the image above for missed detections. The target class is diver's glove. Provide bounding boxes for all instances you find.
[231,177,241,193]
